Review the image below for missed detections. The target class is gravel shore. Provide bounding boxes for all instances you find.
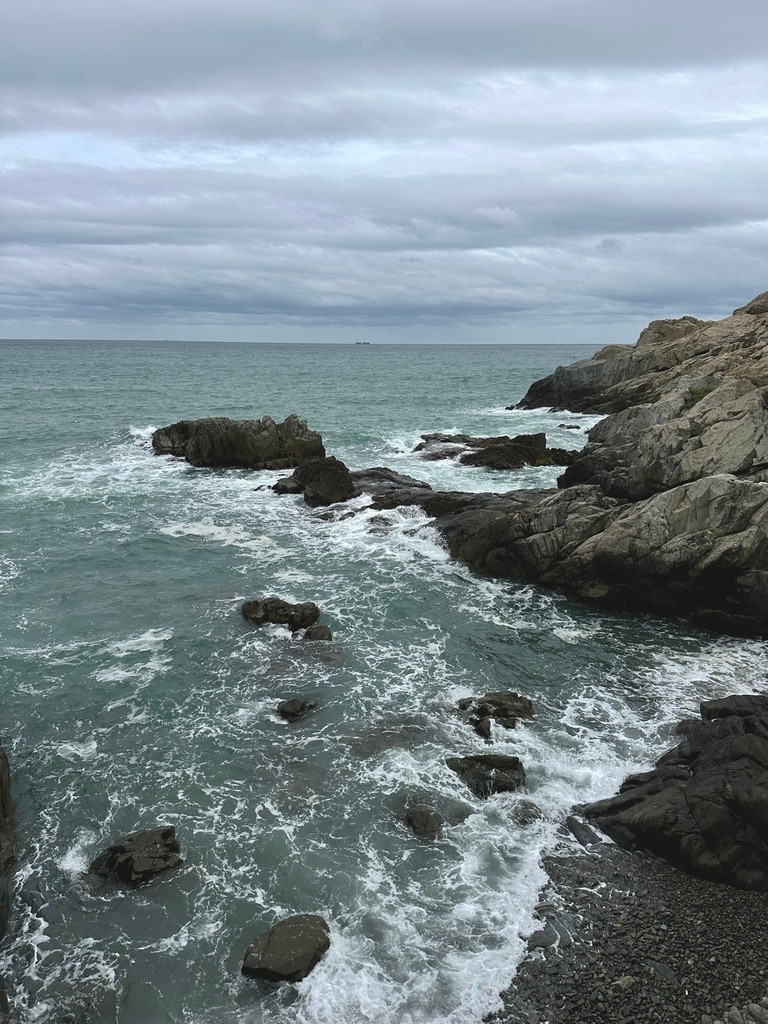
[489,829,768,1024]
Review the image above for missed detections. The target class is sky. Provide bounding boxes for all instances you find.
[1,0,767,344]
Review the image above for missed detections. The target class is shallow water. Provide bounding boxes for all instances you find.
[1,339,765,1024]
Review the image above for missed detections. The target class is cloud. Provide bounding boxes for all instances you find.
[1,0,767,339]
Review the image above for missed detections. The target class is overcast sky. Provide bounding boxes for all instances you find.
[1,0,767,343]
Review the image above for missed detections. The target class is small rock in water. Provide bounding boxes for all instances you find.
[445,754,526,798]
[86,826,183,888]
[241,914,330,983]
[276,697,320,723]
[241,597,320,631]
[303,624,332,641]
[404,798,444,841]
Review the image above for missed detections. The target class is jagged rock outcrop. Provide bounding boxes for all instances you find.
[561,377,768,500]
[582,693,768,891]
[86,826,183,888]
[456,692,534,739]
[151,415,324,469]
[515,293,768,415]
[241,914,330,983]
[413,431,575,470]
[432,475,768,636]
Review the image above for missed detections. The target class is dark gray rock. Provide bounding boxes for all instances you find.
[446,754,526,798]
[289,456,357,507]
[151,415,324,469]
[303,625,332,641]
[413,432,575,470]
[276,698,321,723]
[241,914,330,983]
[582,694,768,890]
[456,691,533,738]
[404,798,444,841]
[242,598,320,631]
[86,826,183,888]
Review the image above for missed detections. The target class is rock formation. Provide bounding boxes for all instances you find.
[276,697,321,723]
[456,692,534,739]
[86,826,184,888]
[151,415,324,469]
[413,432,575,470]
[241,914,330,983]
[582,693,768,891]
[405,292,768,637]
[446,754,526,798]
[241,598,320,632]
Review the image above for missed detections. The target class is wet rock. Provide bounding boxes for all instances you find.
[404,798,444,841]
[456,691,534,737]
[446,754,526,798]
[86,826,183,888]
[303,625,333,641]
[151,415,324,469]
[510,799,545,827]
[288,456,357,507]
[241,597,320,631]
[413,432,575,470]
[241,914,330,983]
[582,693,768,890]
[277,698,321,723]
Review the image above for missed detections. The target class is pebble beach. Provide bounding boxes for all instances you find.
[491,836,768,1024]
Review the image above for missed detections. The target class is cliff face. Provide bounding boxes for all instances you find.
[430,292,768,637]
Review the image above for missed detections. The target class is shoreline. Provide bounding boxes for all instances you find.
[489,834,768,1024]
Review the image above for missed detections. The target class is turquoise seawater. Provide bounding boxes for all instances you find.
[1,339,765,1024]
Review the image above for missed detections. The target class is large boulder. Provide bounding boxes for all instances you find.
[151,415,324,470]
[276,698,321,723]
[446,754,526,798]
[241,914,330,983]
[241,598,320,631]
[404,798,444,841]
[86,826,183,888]
[285,456,357,507]
[582,694,768,890]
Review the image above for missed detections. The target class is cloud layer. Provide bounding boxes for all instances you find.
[2,0,767,341]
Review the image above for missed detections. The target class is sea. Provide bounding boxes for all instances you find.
[1,338,765,1024]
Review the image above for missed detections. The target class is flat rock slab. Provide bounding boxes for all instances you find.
[446,754,526,798]
[242,598,320,631]
[86,826,183,888]
[242,914,330,983]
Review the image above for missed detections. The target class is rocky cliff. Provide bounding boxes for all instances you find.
[427,292,768,637]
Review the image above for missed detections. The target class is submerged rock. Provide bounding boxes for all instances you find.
[582,693,768,890]
[446,754,526,798]
[242,598,320,631]
[404,798,444,841]
[151,415,324,469]
[241,914,330,983]
[86,826,183,888]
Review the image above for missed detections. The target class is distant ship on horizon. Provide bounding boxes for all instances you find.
[354,339,372,345]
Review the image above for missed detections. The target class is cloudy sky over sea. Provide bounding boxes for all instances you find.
[2,0,767,343]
